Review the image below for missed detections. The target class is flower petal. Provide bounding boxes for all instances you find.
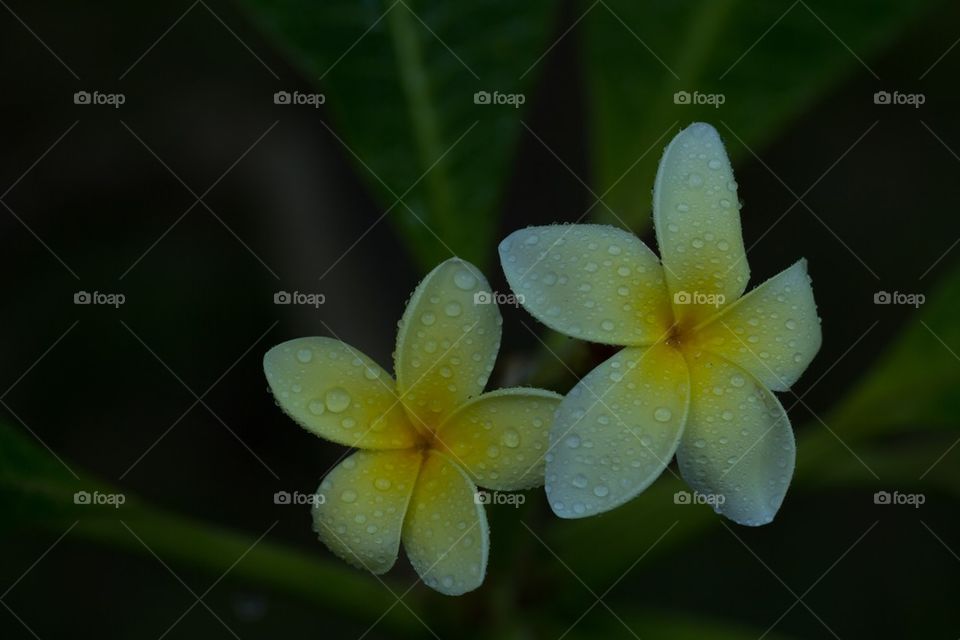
[312,449,423,574]
[264,337,418,449]
[694,259,821,391]
[395,258,502,430]
[677,350,795,526]
[653,123,749,324]
[545,343,689,519]
[437,388,563,491]
[402,451,489,595]
[499,224,672,346]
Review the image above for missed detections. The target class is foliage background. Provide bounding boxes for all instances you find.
[2,0,959,638]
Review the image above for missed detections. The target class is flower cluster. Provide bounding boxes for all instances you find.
[264,122,821,594]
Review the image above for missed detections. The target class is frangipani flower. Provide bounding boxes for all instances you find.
[263,258,560,595]
[499,122,821,525]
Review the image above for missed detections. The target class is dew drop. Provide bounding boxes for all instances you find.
[325,387,352,413]
[502,428,521,448]
[445,302,462,317]
[653,407,672,423]
[454,270,477,290]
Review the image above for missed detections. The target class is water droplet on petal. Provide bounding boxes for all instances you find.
[325,387,352,413]
[454,270,477,290]
[444,302,462,317]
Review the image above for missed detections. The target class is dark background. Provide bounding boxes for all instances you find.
[2,1,959,638]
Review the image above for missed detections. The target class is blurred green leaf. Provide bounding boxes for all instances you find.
[239,0,556,270]
[583,0,944,229]
[0,420,424,634]
[821,268,960,439]
[581,612,798,640]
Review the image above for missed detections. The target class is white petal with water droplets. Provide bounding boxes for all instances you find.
[499,224,672,346]
[438,387,562,491]
[264,337,418,449]
[654,122,749,324]
[312,449,423,574]
[677,350,795,526]
[693,259,821,391]
[395,258,502,430]
[403,452,489,595]
[545,343,690,518]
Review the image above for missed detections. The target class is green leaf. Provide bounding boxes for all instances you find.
[240,0,556,270]
[582,0,945,229]
[0,420,424,634]
[823,268,960,438]
[583,612,798,640]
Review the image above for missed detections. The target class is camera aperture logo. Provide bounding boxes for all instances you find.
[873,90,924,108]
[274,290,326,308]
[873,290,924,308]
[874,490,924,508]
[673,290,725,308]
[74,290,125,308]
[474,490,525,507]
[74,490,126,508]
[274,90,326,108]
[74,90,125,108]
[473,90,525,109]
[473,290,524,308]
[673,90,725,108]
[274,490,326,506]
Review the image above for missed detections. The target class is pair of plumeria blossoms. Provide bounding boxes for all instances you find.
[264,123,822,595]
